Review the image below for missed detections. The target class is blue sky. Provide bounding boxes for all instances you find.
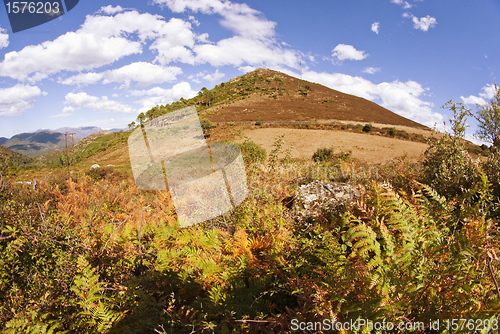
[0,0,499,144]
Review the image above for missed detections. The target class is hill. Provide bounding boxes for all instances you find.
[139,68,427,130]
[2,131,66,158]
[1,127,121,158]
[203,69,427,128]
[0,145,33,170]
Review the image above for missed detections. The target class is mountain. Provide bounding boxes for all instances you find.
[200,69,427,128]
[1,126,120,158]
[143,68,428,129]
[52,126,104,140]
[2,131,66,158]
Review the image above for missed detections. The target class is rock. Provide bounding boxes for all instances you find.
[90,164,100,170]
[291,180,359,221]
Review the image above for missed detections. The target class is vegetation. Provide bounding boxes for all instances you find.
[1,94,500,332]
[362,123,373,133]
[469,83,500,145]
[236,139,266,165]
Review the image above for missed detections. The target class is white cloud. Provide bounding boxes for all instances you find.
[363,67,380,74]
[202,69,225,85]
[99,5,125,15]
[461,95,487,106]
[391,0,413,9]
[131,82,198,113]
[0,9,197,81]
[194,36,298,68]
[49,112,73,118]
[332,44,368,61]
[155,0,276,39]
[149,18,199,65]
[188,15,200,26]
[63,92,134,113]
[60,63,182,88]
[103,62,182,87]
[0,27,8,49]
[461,83,497,106]
[60,72,104,86]
[403,13,437,31]
[238,66,256,73]
[371,22,380,34]
[0,84,47,116]
[153,0,300,69]
[301,70,442,127]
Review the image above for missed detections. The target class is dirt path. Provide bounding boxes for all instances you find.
[239,128,429,164]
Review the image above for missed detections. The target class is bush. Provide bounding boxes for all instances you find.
[362,123,373,133]
[236,140,266,165]
[85,166,118,182]
[255,118,263,126]
[312,148,351,163]
[200,119,215,129]
[312,148,333,162]
[389,127,397,137]
[482,149,500,218]
[422,134,479,203]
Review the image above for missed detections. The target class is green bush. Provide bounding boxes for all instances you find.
[255,118,263,126]
[422,135,479,202]
[236,140,266,165]
[362,123,373,133]
[312,148,334,162]
[389,127,397,137]
[200,119,216,129]
[312,148,351,163]
[482,149,500,218]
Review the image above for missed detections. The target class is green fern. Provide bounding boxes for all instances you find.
[70,256,121,333]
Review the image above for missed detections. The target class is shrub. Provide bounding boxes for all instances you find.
[200,118,216,129]
[312,148,333,162]
[312,148,351,163]
[399,130,410,139]
[482,149,500,218]
[85,166,117,182]
[228,122,235,126]
[236,140,266,165]
[389,127,397,137]
[362,123,373,133]
[255,118,263,126]
[422,135,479,201]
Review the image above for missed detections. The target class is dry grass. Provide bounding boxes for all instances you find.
[238,127,429,164]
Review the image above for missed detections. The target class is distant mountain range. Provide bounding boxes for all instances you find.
[0,126,124,158]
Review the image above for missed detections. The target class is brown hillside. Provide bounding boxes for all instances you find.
[203,68,428,129]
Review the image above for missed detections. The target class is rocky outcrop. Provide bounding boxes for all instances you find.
[291,180,360,221]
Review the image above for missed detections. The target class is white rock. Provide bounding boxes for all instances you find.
[90,164,100,170]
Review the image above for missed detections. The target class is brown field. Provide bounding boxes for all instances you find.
[238,127,429,164]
